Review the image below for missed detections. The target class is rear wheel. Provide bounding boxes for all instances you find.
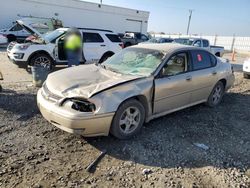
[206,81,225,107]
[111,99,145,139]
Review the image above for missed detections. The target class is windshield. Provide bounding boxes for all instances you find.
[174,38,194,45]
[44,30,66,42]
[102,48,165,76]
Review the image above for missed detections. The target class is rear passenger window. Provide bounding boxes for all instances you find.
[191,50,212,70]
[82,32,104,43]
[105,34,122,42]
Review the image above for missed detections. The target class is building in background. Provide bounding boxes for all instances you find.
[0,0,149,34]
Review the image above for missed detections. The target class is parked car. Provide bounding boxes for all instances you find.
[142,37,174,44]
[37,43,235,139]
[7,20,123,68]
[0,34,8,45]
[174,38,224,57]
[243,58,250,79]
[121,32,149,47]
[0,17,63,42]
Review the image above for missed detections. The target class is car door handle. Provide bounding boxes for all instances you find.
[100,45,106,47]
[186,76,192,81]
[212,71,217,75]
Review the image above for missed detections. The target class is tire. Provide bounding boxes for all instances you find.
[110,99,145,139]
[99,53,113,64]
[243,73,250,79]
[7,35,16,43]
[30,53,53,70]
[206,81,225,107]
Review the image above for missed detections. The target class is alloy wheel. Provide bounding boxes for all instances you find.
[212,85,223,105]
[119,106,141,134]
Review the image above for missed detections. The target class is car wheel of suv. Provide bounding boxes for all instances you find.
[206,81,225,107]
[30,53,53,70]
[111,99,145,139]
[243,73,250,79]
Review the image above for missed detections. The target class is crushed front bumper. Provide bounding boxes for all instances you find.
[37,89,114,137]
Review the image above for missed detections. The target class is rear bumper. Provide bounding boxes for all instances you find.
[37,89,114,137]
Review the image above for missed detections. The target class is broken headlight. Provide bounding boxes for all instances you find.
[70,98,96,112]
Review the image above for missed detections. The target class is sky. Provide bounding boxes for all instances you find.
[83,0,250,36]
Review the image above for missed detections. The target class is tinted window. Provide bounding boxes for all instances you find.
[82,32,104,43]
[203,40,209,47]
[105,34,121,42]
[10,24,23,31]
[162,53,188,76]
[191,50,212,70]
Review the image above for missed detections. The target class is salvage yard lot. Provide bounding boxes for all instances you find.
[0,48,250,187]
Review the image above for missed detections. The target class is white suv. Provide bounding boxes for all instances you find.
[7,20,123,68]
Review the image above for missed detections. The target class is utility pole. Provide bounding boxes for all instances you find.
[186,9,194,35]
[100,0,102,4]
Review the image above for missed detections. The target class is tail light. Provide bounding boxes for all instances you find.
[119,43,124,49]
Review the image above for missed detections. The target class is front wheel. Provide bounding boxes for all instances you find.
[206,81,225,107]
[110,99,145,139]
[30,53,53,70]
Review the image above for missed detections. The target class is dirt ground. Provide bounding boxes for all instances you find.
[0,48,250,188]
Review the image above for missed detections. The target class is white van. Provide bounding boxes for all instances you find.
[7,20,123,68]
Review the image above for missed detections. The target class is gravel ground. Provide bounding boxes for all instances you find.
[0,49,250,188]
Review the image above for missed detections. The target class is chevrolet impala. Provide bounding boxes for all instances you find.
[37,43,235,139]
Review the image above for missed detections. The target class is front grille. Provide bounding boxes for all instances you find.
[7,42,15,51]
[42,83,62,102]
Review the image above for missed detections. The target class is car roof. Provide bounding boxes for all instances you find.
[57,28,114,34]
[131,43,198,53]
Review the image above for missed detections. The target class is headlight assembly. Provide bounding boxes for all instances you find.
[59,97,96,112]
[17,44,30,50]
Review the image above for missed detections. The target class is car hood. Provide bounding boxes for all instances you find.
[16,20,45,40]
[46,64,143,99]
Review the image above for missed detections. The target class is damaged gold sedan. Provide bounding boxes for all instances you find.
[37,44,235,139]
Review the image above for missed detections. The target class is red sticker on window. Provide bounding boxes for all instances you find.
[197,54,202,62]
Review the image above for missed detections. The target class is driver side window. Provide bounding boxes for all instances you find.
[161,52,188,77]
